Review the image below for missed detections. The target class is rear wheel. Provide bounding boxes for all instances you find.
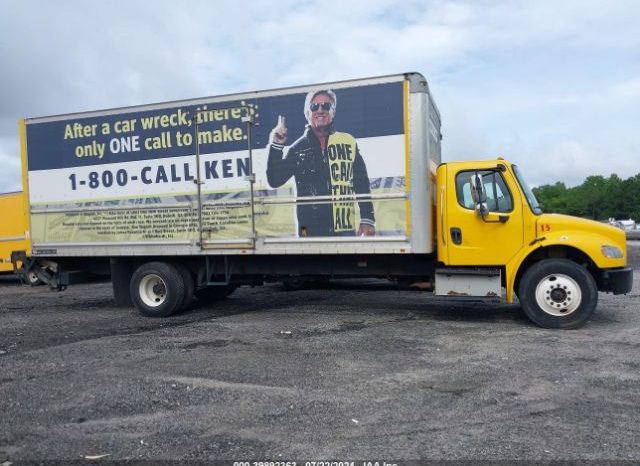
[130,262,185,317]
[518,259,597,329]
[174,263,195,311]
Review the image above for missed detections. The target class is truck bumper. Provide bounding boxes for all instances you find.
[598,268,633,295]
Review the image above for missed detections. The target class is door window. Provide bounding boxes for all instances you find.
[455,170,513,213]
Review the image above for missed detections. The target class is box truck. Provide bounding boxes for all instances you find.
[16,72,632,328]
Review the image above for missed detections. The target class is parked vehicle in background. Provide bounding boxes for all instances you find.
[0,191,47,285]
[0,191,36,284]
[617,219,637,231]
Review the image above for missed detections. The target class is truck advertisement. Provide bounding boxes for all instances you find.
[25,81,408,245]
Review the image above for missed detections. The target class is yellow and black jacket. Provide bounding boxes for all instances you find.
[267,125,375,237]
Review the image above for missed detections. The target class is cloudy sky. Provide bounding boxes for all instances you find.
[1,0,638,193]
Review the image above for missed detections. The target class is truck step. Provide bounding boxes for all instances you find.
[435,268,501,297]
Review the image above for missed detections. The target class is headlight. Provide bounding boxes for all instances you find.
[601,245,623,259]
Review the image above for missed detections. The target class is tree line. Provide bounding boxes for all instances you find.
[532,173,640,221]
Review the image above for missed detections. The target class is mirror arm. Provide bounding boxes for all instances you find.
[479,213,510,224]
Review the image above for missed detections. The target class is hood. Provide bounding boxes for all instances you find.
[537,213,627,246]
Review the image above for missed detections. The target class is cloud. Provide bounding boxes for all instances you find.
[519,139,640,188]
[0,0,638,194]
[0,138,22,192]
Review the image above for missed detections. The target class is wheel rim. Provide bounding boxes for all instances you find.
[139,274,167,308]
[28,271,39,284]
[535,273,582,316]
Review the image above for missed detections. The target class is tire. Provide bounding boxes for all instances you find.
[27,270,43,286]
[130,262,185,317]
[173,263,195,311]
[195,284,237,302]
[518,259,598,329]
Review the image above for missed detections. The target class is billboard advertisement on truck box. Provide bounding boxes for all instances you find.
[24,78,410,247]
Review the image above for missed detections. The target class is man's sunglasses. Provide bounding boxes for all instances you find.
[310,102,333,112]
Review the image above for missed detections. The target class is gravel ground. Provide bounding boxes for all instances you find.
[0,245,638,463]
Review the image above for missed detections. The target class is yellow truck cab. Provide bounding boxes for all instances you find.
[437,158,632,328]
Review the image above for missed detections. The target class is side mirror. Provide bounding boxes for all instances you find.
[469,173,488,216]
[476,202,489,217]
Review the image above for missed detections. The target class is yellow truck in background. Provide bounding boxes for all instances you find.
[0,191,45,285]
[0,191,29,276]
[17,72,633,328]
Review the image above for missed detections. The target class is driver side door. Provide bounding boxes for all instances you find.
[443,166,524,266]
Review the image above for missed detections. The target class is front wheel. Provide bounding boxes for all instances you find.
[130,262,185,317]
[518,259,598,329]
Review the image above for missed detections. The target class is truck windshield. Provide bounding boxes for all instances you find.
[513,165,542,215]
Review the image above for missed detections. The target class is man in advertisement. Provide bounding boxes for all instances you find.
[266,89,375,237]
